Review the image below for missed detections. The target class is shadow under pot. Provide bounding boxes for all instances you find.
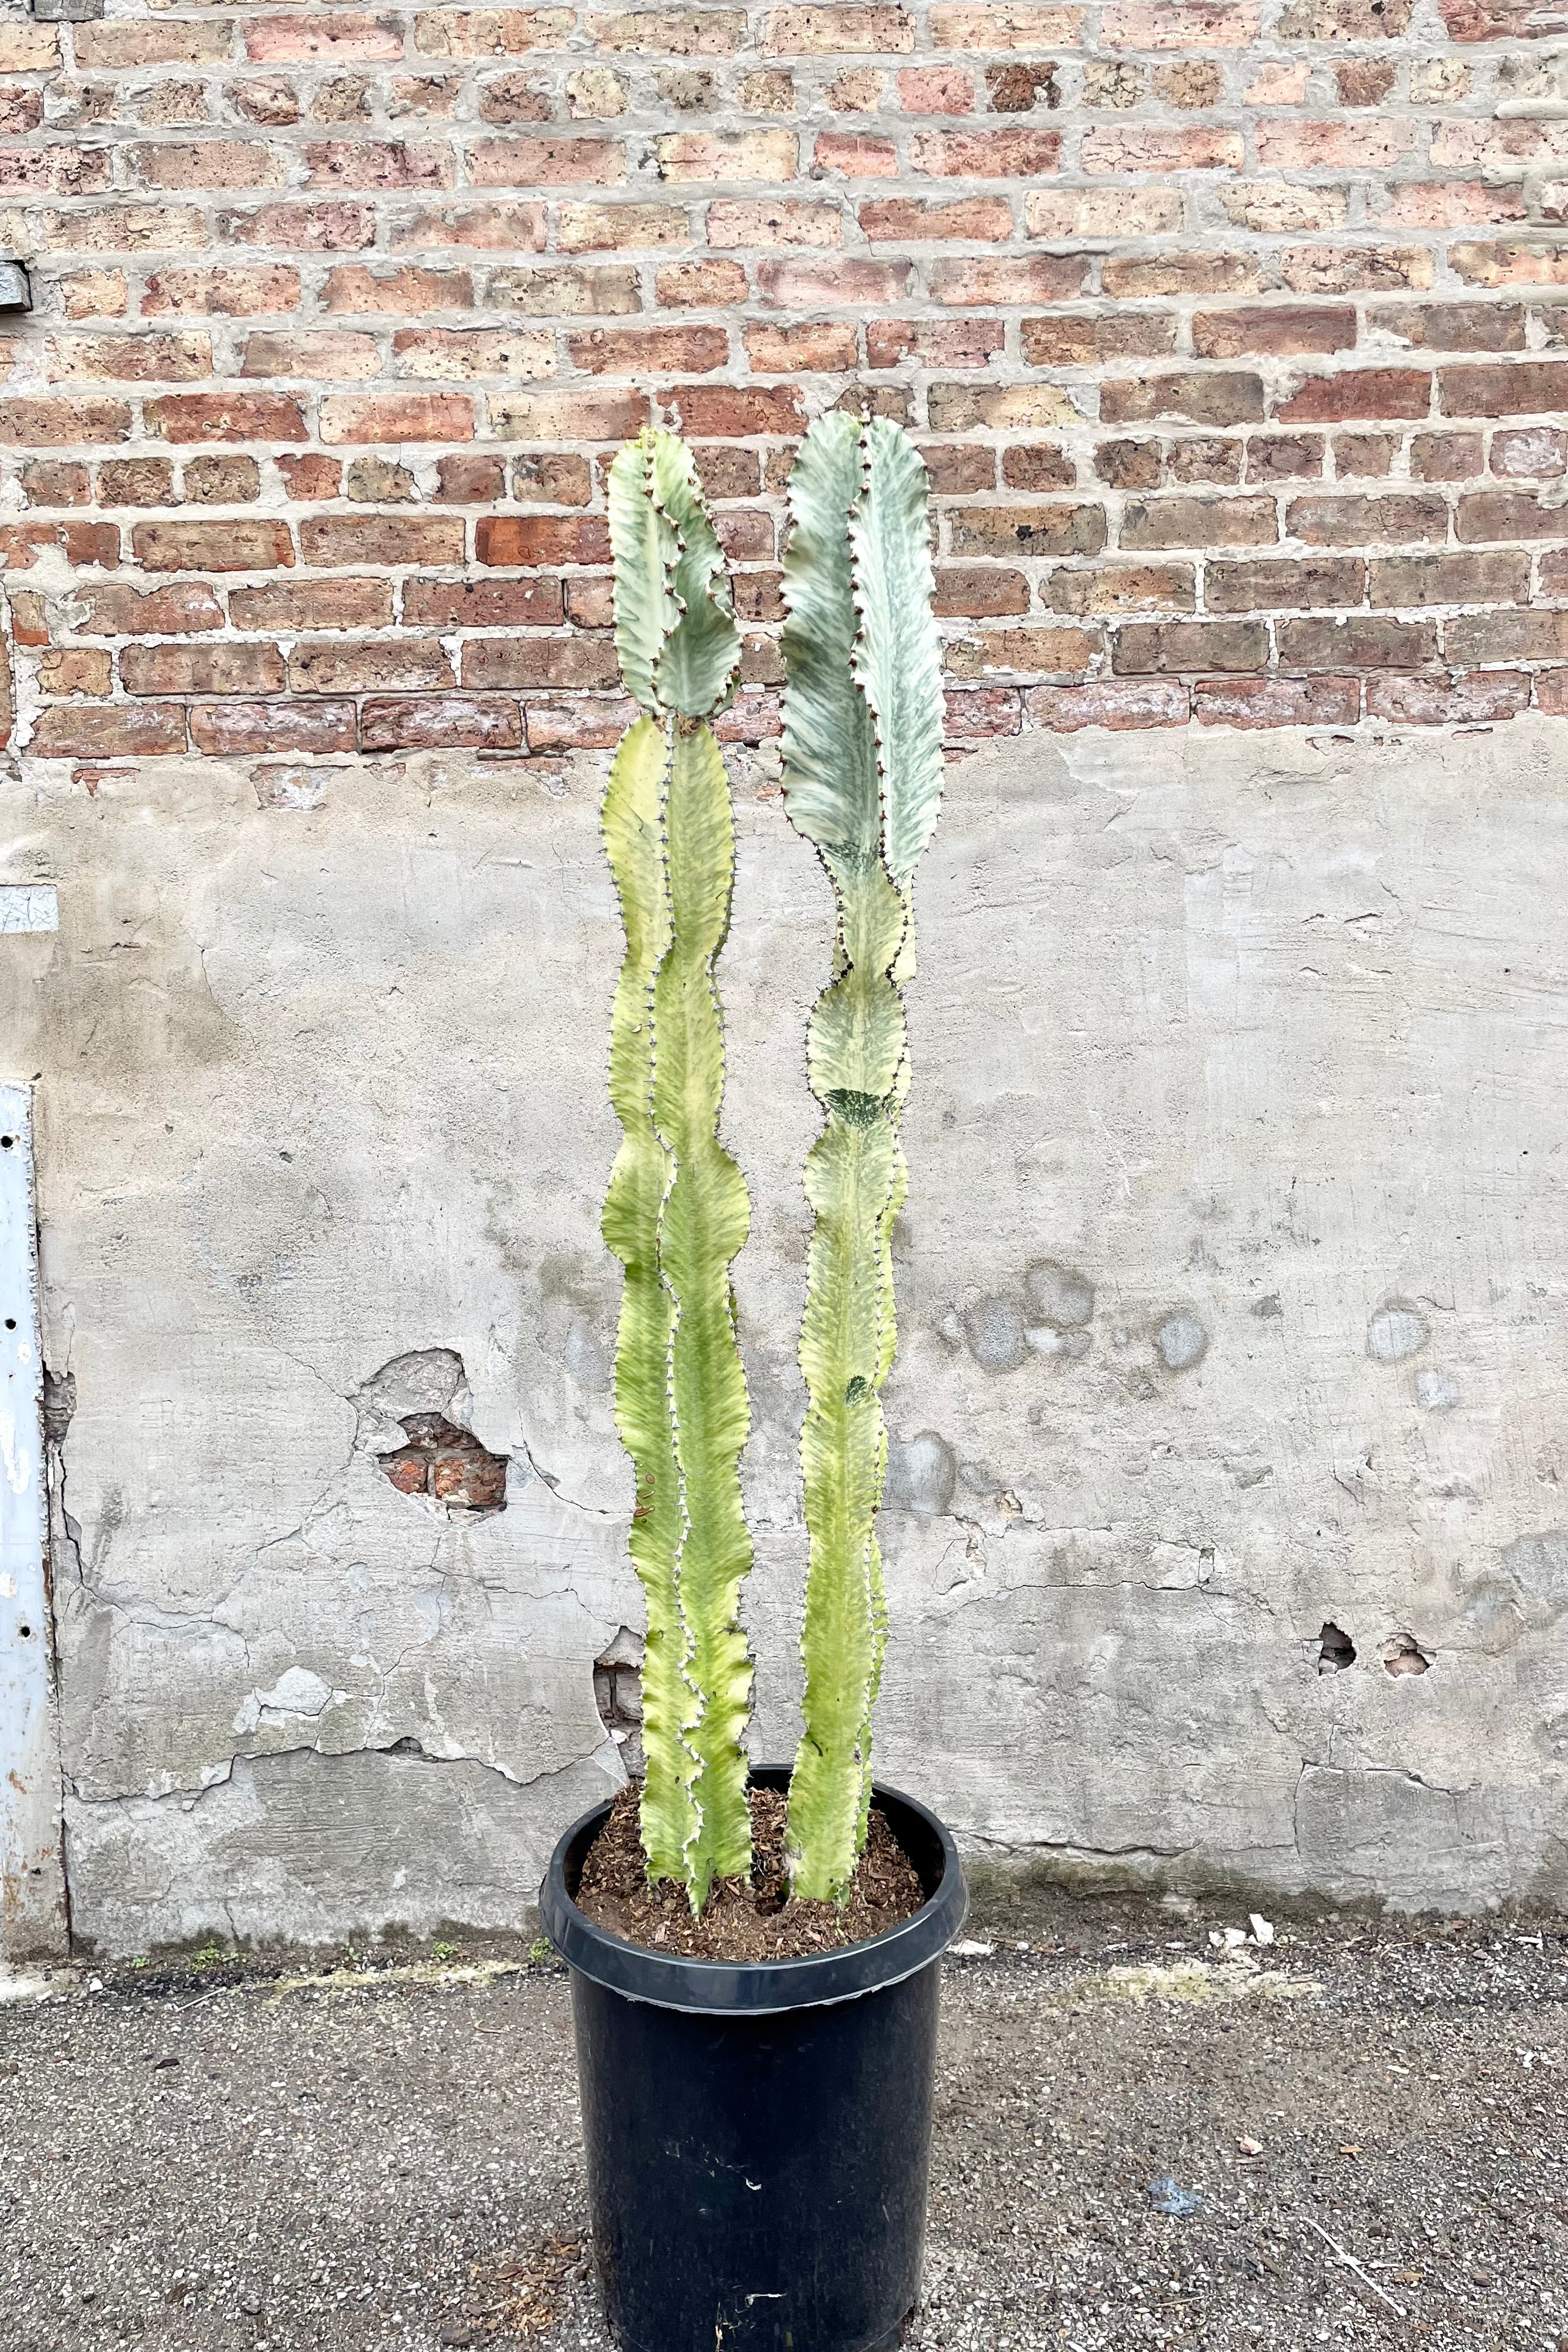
[538,1765,968,2352]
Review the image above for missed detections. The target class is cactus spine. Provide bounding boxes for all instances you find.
[780,414,946,1900]
[601,428,754,1910]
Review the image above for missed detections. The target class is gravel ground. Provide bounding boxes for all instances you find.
[2,1883,1565,2352]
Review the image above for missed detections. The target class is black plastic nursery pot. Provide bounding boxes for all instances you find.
[538,1764,967,2352]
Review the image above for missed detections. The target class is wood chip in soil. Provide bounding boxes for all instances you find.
[573,1785,924,1961]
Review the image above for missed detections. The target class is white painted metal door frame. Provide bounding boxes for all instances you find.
[0,1084,68,1959]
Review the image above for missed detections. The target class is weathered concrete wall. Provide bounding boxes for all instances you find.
[2,712,1564,1951]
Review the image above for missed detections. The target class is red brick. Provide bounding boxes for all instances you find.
[944,686,1021,738]
[1536,669,1568,713]
[0,146,110,196]
[1102,255,1264,300]
[1279,246,1433,294]
[232,579,395,629]
[1279,617,1437,668]
[929,3,1084,41]
[30,704,186,757]
[1456,491,1566,542]
[928,383,1076,429]
[471,135,622,184]
[1206,555,1363,608]
[77,21,233,62]
[1370,551,1530,607]
[436,454,508,502]
[922,443,996,492]
[663,383,806,434]
[404,579,562,630]
[708,199,841,247]
[746,320,858,370]
[1102,0,1259,39]
[393,202,546,249]
[912,128,1059,176]
[568,324,729,373]
[414,10,578,57]
[1491,426,1568,479]
[927,256,1087,305]
[869,318,1006,367]
[1278,0,1413,29]
[1366,670,1530,723]
[1193,675,1360,727]
[582,6,744,50]
[949,503,1107,557]
[319,393,475,443]
[478,515,611,566]
[901,64,974,108]
[362,694,522,748]
[1120,497,1277,551]
[1368,302,1525,354]
[300,516,466,566]
[120,643,285,696]
[860,195,1013,242]
[134,142,288,191]
[391,327,555,380]
[0,520,120,572]
[933,565,1031,617]
[655,129,797,180]
[276,454,344,501]
[48,334,212,385]
[289,639,456,692]
[134,520,294,572]
[1024,679,1188,729]
[814,131,898,176]
[1046,562,1195,614]
[189,699,357,754]
[1256,119,1417,170]
[460,636,622,687]
[246,13,405,61]
[241,331,382,380]
[1192,307,1355,359]
[1245,435,1326,483]
[1082,126,1242,172]
[756,258,909,306]
[491,387,650,438]
[145,393,309,443]
[1286,494,1447,545]
[946,625,1097,678]
[74,583,226,636]
[1410,432,1484,482]
[324,264,474,314]
[764,6,914,48]
[1114,620,1268,673]
[524,696,639,748]
[1102,373,1264,427]
[144,265,301,316]
[1276,369,1432,424]
[37,650,111,699]
[225,202,378,250]
[1444,610,1568,664]
[658,258,750,305]
[1440,363,1568,418]
[1449,244,1568,289]
[0,398,130,447]
[1022,316,1177,366]
[306,141,453,191]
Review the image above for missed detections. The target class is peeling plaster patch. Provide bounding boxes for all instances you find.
[1156,1312,1208,1373]
[1460,1579,1524,1656]
[593,1625,643,1777]
[354,1350,509,1515]
[885,1430,958,1517]
[1384,1634,1432,1678]
[963,1297,1029,1374]
[233,1667,341,1734]
[252,765,330,812]
[1368,1301,1429,1363]
[1415,1367,1460,1412]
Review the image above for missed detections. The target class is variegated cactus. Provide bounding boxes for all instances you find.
[601,427,754,1912]
[779,414,945,1900]
[600,415,943,1916]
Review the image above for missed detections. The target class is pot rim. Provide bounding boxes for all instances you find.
[537,1763,967,2016]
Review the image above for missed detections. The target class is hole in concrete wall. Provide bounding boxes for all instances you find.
[594,1626,645,1777]
[1383,1633,1431,1677]
[1317,1622,1356,1674]
[379,1414,508,1514]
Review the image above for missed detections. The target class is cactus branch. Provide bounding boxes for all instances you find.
[782,415,945,1901]
[602,429,751,1908]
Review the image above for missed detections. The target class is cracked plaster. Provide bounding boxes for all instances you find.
[1,719,1565,1950]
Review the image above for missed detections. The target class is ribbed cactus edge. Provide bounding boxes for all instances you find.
[779,414,946,1901]
[601,428,753,1911]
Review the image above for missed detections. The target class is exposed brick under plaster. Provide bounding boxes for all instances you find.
[4,0,1568,757]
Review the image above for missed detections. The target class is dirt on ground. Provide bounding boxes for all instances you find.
[573,1783,924,1959]
[2,1878,1565,2352]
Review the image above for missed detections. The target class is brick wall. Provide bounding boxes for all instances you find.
[4,0,1567,760]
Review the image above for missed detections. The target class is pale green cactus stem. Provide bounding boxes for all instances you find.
[600,427,754,1910]
[780,414,946,1901]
